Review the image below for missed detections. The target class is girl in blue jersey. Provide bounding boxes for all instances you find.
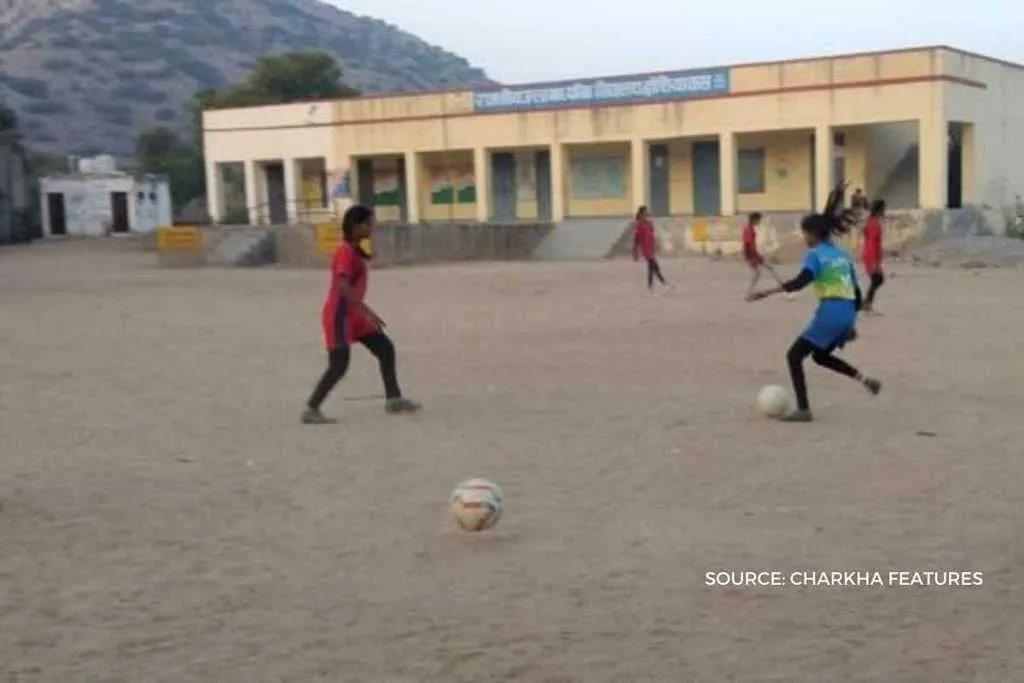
[747,183,882,422]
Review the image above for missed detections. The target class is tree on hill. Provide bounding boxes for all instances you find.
[135,126,204,212]
[203,51,359,109]
[1,101,22,145]
[136,51,358,219]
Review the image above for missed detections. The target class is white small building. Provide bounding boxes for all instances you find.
[40,156,172,237]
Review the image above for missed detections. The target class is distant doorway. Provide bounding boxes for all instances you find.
[691,141,721,216]
[535,150,552,221]
[47,192,67,235]
[264,162,287,224]
[947,122,964,209]
[491,152,517,221]
[110,192,129,233]
[649,143,670,216]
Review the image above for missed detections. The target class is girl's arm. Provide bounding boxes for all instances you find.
[336,278,384,326]
[747,269,814,300]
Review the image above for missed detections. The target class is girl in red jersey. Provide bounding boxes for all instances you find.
[742,212,786,297]
[303,204,421,424]
[862,199,886,314]
[633,206,670,292]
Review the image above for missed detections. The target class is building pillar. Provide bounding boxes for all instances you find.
[550,143,565,222]
[284,158,299,222]
[630,138,648,210]
[473,147,491,222]
[201,160,220,223]
[719,132,736,216]
[204,160,221,223]
[918,115,949,209]
[403,151,421,223]
[243,160,260,225]
[814,125,833,211]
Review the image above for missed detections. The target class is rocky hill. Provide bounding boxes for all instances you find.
[0,0,490,156]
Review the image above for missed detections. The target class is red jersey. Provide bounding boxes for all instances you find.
[862,216,883,274]
[634,219,656,260]
[742,224,762,266]
[321,241,378,349]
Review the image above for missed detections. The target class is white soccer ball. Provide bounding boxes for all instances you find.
[757,384,792,419]
[450,478,503,532]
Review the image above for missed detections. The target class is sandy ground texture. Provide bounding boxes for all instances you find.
[904,235,1024,268]
[1,241,1022,682]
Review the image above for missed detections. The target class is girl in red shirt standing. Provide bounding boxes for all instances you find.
[632,206,669,292]
[862,199,886,313]
[303,204,421,424]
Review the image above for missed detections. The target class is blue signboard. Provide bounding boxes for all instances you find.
[472,69,730,113]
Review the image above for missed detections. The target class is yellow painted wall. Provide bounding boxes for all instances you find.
[327,81,938,163]
[203,47,989,218]
[335,92,473,126]
[419,150,476,221]
[735,130,812,212]
[566,143,632,216]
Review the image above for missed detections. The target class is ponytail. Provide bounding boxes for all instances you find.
[801,182,856,240]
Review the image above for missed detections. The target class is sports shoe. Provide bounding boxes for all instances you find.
[301,407,337,424]
[781,409,814,422]
[862,378,882,396]
[385,397,422,414]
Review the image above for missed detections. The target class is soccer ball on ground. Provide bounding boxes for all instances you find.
[757,384,793,419]
[450,478,503,532]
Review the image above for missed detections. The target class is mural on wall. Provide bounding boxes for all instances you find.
[772,149,793,180]
[301,176,323,209]
[570,156,627,199]
[372,167,402,206]
[430,163,477,204]
[516,155,537,201]
[327,169,350,198]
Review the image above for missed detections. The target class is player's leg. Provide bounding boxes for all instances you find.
[746,264,762,297]
[650,257,667,285]
[358,331,421,413]
[864,271,885,311]
[810,339,882,396]
[784,337,815,421]
[303,346,351,423]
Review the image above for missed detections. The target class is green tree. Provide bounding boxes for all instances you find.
[140,51,358,220]
[199,52,358,111]
[0,101,18,131]
[0,101,22,146]
[242,51,357,104]
[135,126,204,211]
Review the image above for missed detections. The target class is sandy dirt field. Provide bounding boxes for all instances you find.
[1,241,1022,682]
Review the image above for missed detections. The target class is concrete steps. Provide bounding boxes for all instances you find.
[208,228,275,267]
[532,218,631,261]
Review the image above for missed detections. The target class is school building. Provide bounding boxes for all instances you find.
[201,46,1024,228]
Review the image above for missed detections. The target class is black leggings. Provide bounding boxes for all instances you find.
[865,271,885,306]
[786,337,861,411]
[646,258,666,288]
[307,332,402,410]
